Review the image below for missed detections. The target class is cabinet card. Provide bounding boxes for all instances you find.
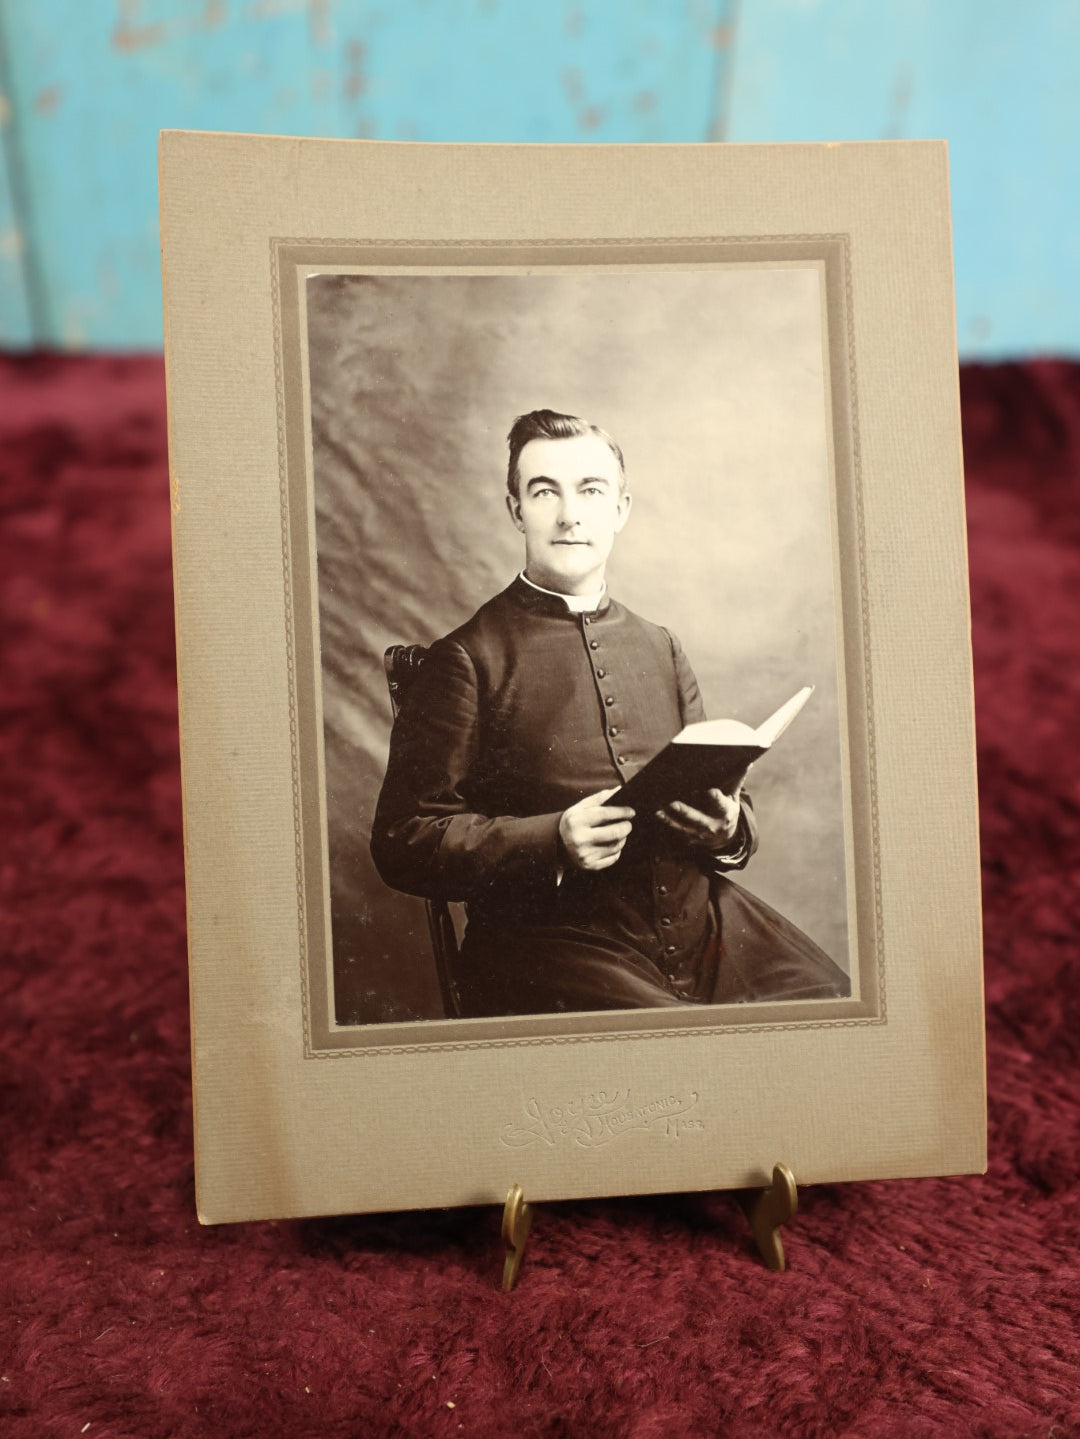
[160,134,984,1223]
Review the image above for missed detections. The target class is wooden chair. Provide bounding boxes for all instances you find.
[383,644,463,1019]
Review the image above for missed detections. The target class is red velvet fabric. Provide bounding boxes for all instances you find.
[2,355,1078,1437]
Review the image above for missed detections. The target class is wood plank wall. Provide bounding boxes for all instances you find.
[0,0,1075,354]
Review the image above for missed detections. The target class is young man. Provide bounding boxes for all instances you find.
[371,409,847,1017]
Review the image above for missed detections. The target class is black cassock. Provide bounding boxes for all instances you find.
[371,576,848,1016]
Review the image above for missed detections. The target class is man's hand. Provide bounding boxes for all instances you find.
[559,787,635,872]
[657,783,744,851]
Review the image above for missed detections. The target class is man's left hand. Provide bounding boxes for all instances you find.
[656,786,742,851]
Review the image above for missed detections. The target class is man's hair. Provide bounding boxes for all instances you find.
[506,409,626,499]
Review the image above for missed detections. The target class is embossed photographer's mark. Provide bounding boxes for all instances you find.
[501,1089,703,1149]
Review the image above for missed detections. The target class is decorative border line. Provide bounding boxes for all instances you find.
[269,232,884,1058]
[839,232,888,1020]
[309,1012,886,1059]
[270,237,313,1054]
[274,233,849,248]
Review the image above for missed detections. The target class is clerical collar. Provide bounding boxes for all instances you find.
[518,571,607,614]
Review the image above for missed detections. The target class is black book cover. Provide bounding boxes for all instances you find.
[606,686,814,816]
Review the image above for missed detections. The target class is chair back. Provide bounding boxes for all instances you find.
[383,644,463,1019]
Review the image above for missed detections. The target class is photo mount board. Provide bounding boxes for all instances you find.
[160,133,985,1224]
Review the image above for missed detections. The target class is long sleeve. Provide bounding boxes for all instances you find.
[667,628,758,873]
[370,639,562,903]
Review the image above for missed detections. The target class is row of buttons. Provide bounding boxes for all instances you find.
[584,618,628,763]
[652,858,679,957]
[583,614,692,993]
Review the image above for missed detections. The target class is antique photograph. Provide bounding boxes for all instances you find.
[161,133,984,1222]
[305,267,854,1027]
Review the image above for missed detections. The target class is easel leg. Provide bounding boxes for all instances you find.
[739,1163,798,1271]
[501,1183,533,1292]
[498,1170,794,1285]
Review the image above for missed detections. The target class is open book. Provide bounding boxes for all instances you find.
[606,686,814,814]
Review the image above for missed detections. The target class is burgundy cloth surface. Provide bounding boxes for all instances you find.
[2,354,1078,1438]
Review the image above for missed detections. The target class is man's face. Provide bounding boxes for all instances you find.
[507,433,631,595]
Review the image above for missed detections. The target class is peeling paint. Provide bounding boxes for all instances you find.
[562,67,585,104]
[308,0,332,47]
[883,65,914,139]
[112,0,166,53]
[343,40,367,102]
[245,0,306,18]
[112,0,225,53]
[5,0,1067,355]
[112,21,165,52]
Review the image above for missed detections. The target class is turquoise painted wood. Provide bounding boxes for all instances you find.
[0,125,33,345]
[0,0,730,347]
[0,0,1076,354]
[727,0,1080,358]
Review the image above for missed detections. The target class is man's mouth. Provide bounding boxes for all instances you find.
[553,539,589,545]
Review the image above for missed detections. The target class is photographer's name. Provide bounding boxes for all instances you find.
[501,1089,703,1149]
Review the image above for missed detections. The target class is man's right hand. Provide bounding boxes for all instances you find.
[558,788,635,872]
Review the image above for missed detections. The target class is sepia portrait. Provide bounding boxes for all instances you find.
[302,265,858,1032]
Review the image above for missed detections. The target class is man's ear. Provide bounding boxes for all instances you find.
[506,492,525,532]
[614,490,632,533]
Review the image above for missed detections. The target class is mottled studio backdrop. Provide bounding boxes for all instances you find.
[306,270,849,1024]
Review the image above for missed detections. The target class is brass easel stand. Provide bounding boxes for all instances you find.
[501,1184,533,1292]
[499,1164,798,1290]
[737,1163,798,1271]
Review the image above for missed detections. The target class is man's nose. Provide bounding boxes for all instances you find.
[557,495,581,527]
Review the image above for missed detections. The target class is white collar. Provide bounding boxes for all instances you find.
[518,570,607,614]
